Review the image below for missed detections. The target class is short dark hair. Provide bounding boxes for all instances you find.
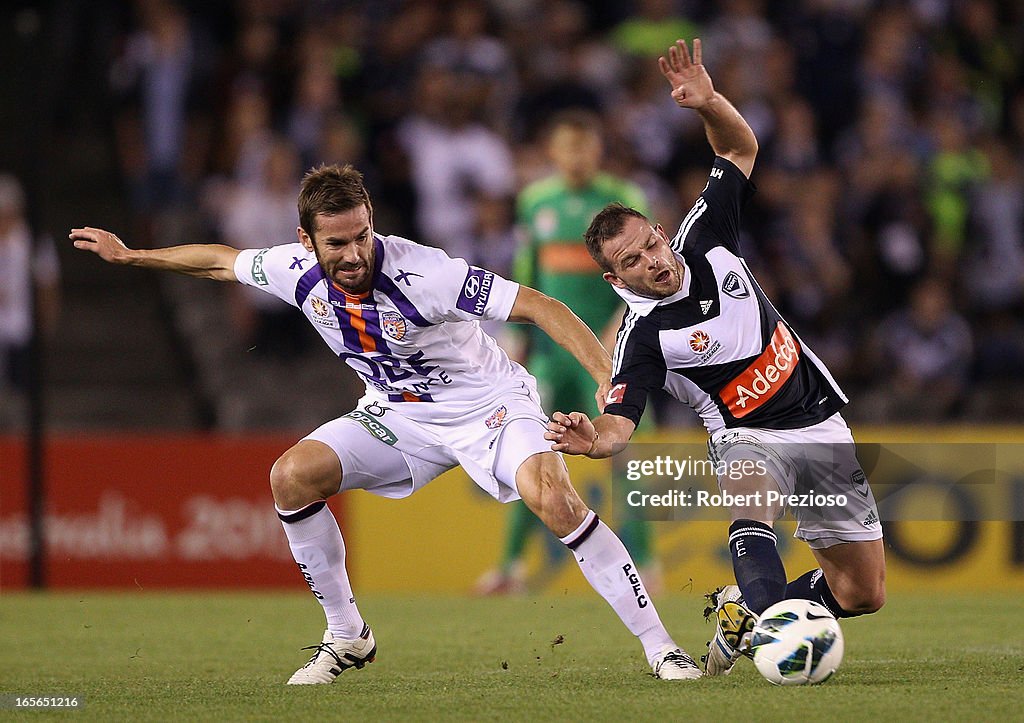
[584,203,649,271]
[297,163,373,240]
[545,108,603,139]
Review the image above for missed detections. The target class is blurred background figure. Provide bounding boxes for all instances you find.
[475,109,659,595]
[109,0,214,242]
[870,277,974,422]
[0,174,60,429]
[217,137,311,360]
[398,65,515,260]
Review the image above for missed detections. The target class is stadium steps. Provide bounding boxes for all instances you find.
[160,273,358,433]
[36,185,212,430]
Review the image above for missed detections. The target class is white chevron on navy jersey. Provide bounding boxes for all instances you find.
[612,308,640,377]
[671,197,707,252]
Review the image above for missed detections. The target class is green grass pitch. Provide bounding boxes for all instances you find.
[1,591,1021,720]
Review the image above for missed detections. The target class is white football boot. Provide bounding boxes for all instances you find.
[287,625,376,685]
[702,585,757,676]
[652,646,703,680]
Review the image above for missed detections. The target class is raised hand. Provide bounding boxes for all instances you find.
[69,227,133,265]
[658,38,714,110]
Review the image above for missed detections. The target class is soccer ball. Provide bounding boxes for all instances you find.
[750,599,844,685]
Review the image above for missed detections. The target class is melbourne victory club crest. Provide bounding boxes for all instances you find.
[485,405,508,430]
[381,311,408,340]
[721,270,750,299]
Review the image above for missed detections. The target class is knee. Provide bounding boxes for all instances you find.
[516,454,587,537]
[834,576,886,615]
[270,446,338,510]
[857,581,886,614]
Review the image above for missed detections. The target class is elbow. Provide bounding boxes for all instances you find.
[508,286,558,325]
[736,132,758,165]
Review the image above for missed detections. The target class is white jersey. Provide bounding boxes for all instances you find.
[234,234,530,420]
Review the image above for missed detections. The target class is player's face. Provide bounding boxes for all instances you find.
[301,205,375,294]
[601,216,683,299]
[549,126,602,187]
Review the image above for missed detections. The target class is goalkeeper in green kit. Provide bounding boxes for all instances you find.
[475,109,661,595]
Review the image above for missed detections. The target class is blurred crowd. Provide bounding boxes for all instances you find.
[39,0,1024,424]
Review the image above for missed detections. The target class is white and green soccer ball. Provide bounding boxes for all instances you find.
[750,599,844,685]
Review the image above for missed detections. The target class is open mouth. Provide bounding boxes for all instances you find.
[655,269,671,284]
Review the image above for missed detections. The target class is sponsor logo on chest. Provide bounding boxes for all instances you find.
[719,322,800,418]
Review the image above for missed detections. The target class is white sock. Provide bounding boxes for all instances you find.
[561,510,675,665]
[277,501,365,639]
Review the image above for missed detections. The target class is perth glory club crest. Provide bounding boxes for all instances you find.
[381,311,407,340]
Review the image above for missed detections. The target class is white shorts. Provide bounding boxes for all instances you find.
[304,382,557,503]
[708,413,883,549]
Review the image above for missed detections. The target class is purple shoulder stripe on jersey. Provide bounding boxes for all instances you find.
[377,277,432,327]
[294,264,325,307]
[372,234,435,326]
[372,235,385,281]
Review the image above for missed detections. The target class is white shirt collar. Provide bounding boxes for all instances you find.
[610,252,690,316]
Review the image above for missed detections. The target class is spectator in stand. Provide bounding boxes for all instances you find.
[397,65,515,261]
[109,0,213,237]
[0,175,60,426]
[422,0,517,132]
[873,277,974,421]
[218,138,311,358]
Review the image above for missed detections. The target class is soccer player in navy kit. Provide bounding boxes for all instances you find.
[546,39,885,676]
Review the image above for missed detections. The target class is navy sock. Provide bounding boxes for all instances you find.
[785,568,863,619]
[728,519,787,615]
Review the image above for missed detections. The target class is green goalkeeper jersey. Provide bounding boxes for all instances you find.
[514,172,648,414]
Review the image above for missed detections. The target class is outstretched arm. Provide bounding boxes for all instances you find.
[659,38,758,178]
[70,227,240,282]
[508,285,612,406]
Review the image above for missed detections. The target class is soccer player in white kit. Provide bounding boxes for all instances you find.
[547,39,886,677]
[70,164,701,682]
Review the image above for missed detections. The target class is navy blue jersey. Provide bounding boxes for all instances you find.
[604,157,847,434]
